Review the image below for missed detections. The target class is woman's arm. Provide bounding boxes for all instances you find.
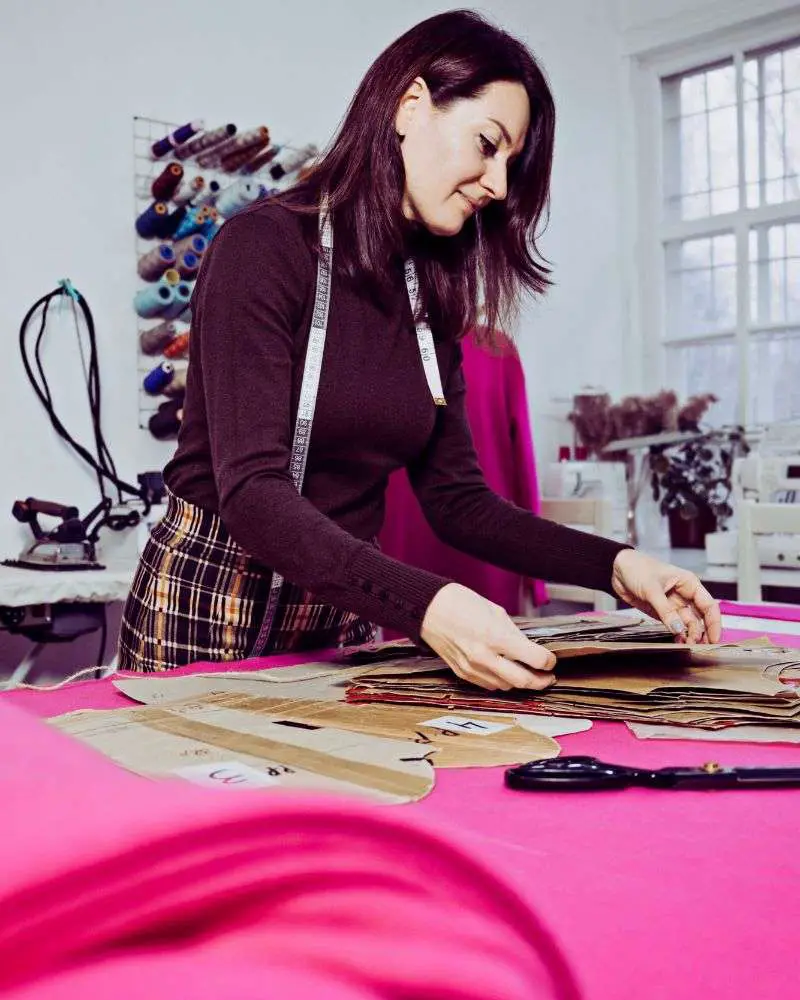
[408,343,628,594]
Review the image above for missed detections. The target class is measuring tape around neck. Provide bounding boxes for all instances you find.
[249,204,446,656]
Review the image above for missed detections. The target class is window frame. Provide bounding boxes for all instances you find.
[630,8,800,426]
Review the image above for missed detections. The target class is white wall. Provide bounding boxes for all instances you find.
[615,0,800,52]
[0,0,632,673]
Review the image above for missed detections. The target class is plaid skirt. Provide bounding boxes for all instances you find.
[118,489,376,672]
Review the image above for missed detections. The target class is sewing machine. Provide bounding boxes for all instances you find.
[705,424,800,569]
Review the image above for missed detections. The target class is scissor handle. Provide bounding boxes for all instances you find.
[505,756,650,791]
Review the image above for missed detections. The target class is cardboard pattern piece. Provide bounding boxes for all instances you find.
[114,681,561,768]
[345,640,800,731]
[50,693,435,805]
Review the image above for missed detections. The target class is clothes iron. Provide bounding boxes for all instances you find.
[3,498,104,571]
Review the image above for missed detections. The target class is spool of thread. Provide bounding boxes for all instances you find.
[175,123,237,161]
[172,175,205,207]
[135,201,169,239]
[151,162,184,201]
[220,135,271,173]
[172,233,207,258]
[270,143,319,181]
[139,320,178,355]
[192,179,221,206]
[197,126,269,168]
[157,205,186,239]
[148,399,184,439]
[151,120,204,159]
[200,207,220,239]
[241,145,282,175]
[164,281,193,319]
[134,283,175,319]
[162,369,187,397]
[159,268,181,287]
[176,250,199,279]
[143,361,175,394]
[172,207,203,241]
[216,181,259,218]
[137,243,176,281]
[163,331,190,359]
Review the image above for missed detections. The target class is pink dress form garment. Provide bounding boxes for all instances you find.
[0,699,579,1000]
[380,330,548,626]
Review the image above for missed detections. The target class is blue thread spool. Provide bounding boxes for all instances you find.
[172,207,202,242]
[177,251,199,279]
[135,201,169,239]
[201,221,220,242]
[164,281,192,319]
[134,283,175,318]
[173,234,207,259]
[137,243,176,281]
[151,120,204,159]
[143,361,174,394]
[161,205,187,239]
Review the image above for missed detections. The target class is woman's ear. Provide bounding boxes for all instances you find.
[395,76,429,138]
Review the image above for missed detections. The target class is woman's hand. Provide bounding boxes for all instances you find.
[611,549,722,643]
[420,583,556,691]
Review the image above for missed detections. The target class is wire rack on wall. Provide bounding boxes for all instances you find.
[132,115,317,435]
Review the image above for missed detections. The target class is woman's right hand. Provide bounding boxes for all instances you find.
[420,583,557,691]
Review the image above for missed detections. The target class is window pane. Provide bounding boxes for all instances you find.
[743,40,800,207]
[681,115,709,193]
[786,46,800,90]
[764,52,784,95]
[706,65,737,109]
[666,341,738,426]
[751,222,800,324]
[680,72,706,114]
[668,235,737,338]
[749,330,800,423]
[663,61,739,220]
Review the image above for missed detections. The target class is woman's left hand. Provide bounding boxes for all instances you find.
[611,549,721,644]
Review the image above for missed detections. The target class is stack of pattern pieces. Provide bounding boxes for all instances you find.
[345,614,800,731]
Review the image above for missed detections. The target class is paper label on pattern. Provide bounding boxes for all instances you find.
[171,760,283,789]
[420,715,511,735]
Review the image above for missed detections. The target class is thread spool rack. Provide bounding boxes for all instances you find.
[132,115,313,432]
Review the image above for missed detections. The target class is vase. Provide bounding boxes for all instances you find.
[667,503,717,549]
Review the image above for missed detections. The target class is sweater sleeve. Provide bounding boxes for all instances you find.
[195,209,450,640]
[407,343,629,595]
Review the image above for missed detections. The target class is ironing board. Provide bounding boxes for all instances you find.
[0,558,136,688]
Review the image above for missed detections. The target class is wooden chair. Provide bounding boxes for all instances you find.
[539,498,618,612]
[736,499,800,602]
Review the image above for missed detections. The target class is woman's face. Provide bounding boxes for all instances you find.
[395,78,530,237]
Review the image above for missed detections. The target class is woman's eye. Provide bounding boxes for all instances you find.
[478,134,498,157]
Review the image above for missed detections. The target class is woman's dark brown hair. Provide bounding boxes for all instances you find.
[280,9,556,343]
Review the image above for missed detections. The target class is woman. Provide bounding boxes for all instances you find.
[119,10,720,686]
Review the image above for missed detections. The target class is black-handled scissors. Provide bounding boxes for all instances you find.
[505,756,800,791]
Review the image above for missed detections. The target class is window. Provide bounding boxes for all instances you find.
[657,32,800,427]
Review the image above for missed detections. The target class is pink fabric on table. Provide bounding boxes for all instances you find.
[0,697,578,1000]
[6,625,800,998]
[721,599,800,622]
[380,330,547,619]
